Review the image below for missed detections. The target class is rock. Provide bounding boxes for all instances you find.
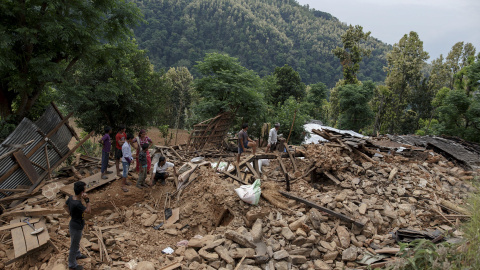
[91,243,100,252]
[251,219,263,242]
[342,246,357,261]
[199,247,219,262]
[214,246,235,265]
[291,255,307,264]
[319,241,334,251]
[289,248,311,257]
[296,228,307,237]
[105,239,115,246]
[274,261,289,270]
[319,223,330,235]
[336,226,350,248]
[142,214,158,227]
[204,239,225,250]
[245,210,269,227]
[165,229,178,236]
[292,236,307,246]
[310,248,322,259]
[273,250,289,260]
[225,230,256,248]
[323,251,338,261]
[189,261,200,270]
[185,248,201,263]
[230,248,256,259]
[136,261,155,270]
[359,203,367,215]
[125,210,133,218]
[314,260,332,270]
[52,265,66,270]
[281,227,295,241]
[289,215,308,231]
[189,235,216,248]
[308,209,327,230]
[335,193,347,202]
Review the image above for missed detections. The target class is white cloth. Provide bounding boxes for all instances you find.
[121,142,132,162]
[268,128,278,145]
[153,162,174,173]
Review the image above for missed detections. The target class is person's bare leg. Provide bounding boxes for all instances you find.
[116,159,121,176]
[266,144,270,153]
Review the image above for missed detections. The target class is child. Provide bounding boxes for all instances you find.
[137,143,150,189]
[64,181,91,270]
[115,125,127,177]
[120,133,134,192]
[150,156,178,186]
[100,126,113,179]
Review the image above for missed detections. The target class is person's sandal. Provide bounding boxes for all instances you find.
[122,187,129,192]
[77,254,88,259]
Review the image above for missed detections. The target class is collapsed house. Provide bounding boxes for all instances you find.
[0,110,479,270]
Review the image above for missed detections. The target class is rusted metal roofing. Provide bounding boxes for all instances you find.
[0,104,74,199]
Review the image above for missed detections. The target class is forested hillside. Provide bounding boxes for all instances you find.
[134,0,391,86]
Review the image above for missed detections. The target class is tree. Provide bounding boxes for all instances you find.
[193,53,265,133]
[337,81,375,131]
[0,0,142,120]
[270,64,306,105]
[384,31,429,133]
[58,41,167,134]
[306,82,328,121]
[164,67,194,130]
[446,42,476,89]
[274,97,310,145]
[332,25,371,85]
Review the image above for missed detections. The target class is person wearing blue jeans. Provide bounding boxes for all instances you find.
[100,126,113,179]
[64,181,91,270]
[121,133,135,192]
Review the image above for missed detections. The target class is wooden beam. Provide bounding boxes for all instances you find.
[279,191,365,228]
[283,142,297,172]
[12,151,39,184]
[1,208,64,218]
[277,156,287,175]
[0,112,73,185]
[221,172,247,185]
[323,171,341,185]
[245,162,260,180]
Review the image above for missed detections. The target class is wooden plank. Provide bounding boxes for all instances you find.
[0,218,40,232]
[13,151,39,184]
[44,145,52,180]
[277,156,287,175]
[34,220,49,246]
[323,171,341,185]
[283,143,297,172]
[10,218,27,258]
[60,164,119,196]
[245,162,260,180]
[221,172,247,185]
[2,208,64,218]
[22,222,40,251]
[227,155,254,174]
[279,191,365,228]
[0,189,28,193]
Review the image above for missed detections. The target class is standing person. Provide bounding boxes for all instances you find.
[64,181,91,270]
[237,123,257,164]
[133,129,153,174]
[266,123,280,153]
[137,143,150,189]
[114,125,127,177]
[121,133,134,192]
[100,126,113,179]
[150,156,178,186]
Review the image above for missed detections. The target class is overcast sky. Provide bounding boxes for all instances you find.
[296,0,480,61]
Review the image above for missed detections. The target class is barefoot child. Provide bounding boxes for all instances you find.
[137,143,150,189]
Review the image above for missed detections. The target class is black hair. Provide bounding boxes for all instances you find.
[74,181,86,195]
[242,123,249,129]
[126,133,134,140]
[158,156,166,164]
[118,124,126,130]
[104,126,112,133]
[142,143,149,150]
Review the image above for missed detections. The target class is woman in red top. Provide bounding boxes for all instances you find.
[133,129,153,173]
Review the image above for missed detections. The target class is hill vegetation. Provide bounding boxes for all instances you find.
[133,0,391,87]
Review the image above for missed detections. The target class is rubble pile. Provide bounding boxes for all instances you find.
[0,129,479,270]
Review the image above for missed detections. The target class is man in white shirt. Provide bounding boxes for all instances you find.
[266,123,280,153]
[150,156,178,186]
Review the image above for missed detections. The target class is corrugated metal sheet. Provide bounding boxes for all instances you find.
[0,104,74,199]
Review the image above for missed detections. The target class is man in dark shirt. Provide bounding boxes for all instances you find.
[64,181,92,270]
[237,123,257,164]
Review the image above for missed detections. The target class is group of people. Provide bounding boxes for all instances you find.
[236,122,280,163]
[99,125,178,192]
